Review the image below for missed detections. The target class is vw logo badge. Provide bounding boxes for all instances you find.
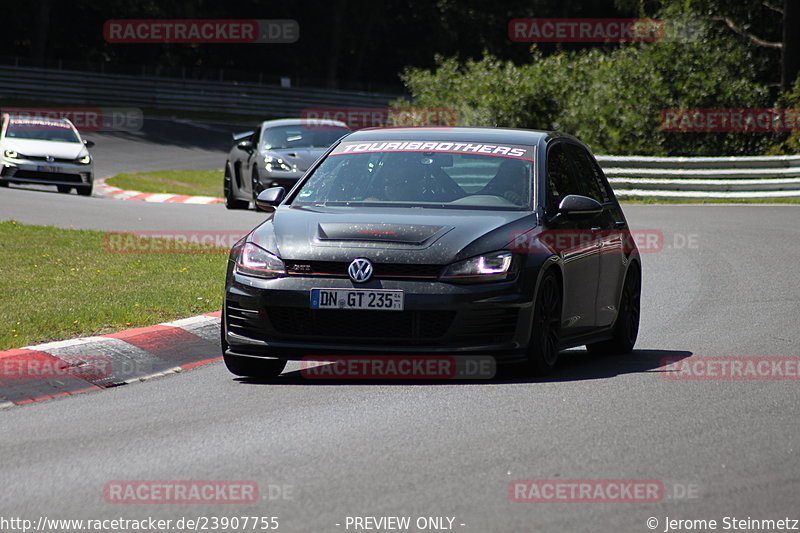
[46,156,54,162]
[348,258,373,283]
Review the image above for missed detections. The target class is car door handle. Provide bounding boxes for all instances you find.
[614,221,626,228]
[588,227,604,248]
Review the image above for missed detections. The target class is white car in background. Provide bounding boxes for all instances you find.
[0,114,95,196]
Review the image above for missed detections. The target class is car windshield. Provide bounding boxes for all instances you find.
[291,140,535,210]
[5,119,80,143]
[260,125,349,150]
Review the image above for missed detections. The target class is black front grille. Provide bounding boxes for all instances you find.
[22,155,75,164]
[265,307,455,342]
[226,301,265,340]
[284,261,442,279]
[226,297,521,348]
[376,263,443,278]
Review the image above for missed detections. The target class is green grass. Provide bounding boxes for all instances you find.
[0,221,228,351]
[106,169,223,197]
[104,169,800,205]
[619,197,800,204]
[103,167,800,204]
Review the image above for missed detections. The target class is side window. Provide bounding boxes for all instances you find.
[546,143,581,214]
[591,157,615,204]
[565,144,609,203]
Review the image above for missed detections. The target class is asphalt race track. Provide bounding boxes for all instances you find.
[87,117,249,179]
[1,118,798,532]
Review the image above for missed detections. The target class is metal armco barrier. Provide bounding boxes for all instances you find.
[0,64,795,199]
[0,65,397,117]
[596,155,800,198]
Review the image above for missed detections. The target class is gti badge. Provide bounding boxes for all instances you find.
[348,258,373,283]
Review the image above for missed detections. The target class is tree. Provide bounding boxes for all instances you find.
[666,0,797,90]
[782,0,800,90]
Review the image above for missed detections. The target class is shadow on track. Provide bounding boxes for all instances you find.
[232,348,693,386]
[4,183,77,195]
[87,118,250,152]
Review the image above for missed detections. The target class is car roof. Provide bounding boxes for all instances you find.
[260,118,350,129]
[340,126,579,146]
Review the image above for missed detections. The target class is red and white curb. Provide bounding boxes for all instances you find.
[95,178,224,204]
[0,311,222,408]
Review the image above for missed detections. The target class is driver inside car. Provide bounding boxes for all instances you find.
[365,162,427,202]
[478,158,530,205]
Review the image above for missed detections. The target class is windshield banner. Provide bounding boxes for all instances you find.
[330,140,535,161]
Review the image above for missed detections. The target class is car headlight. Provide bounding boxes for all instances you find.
[4,149,20,159]
[440,251,516,283]
[233,242,285,279]
[264,155,295,172]
[76,154,91,165]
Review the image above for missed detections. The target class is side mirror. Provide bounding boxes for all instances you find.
[557,194,603,218]
[232,130,255,141]
[237,140,254,151]
[83,139,95,148]
[255,187,285,212]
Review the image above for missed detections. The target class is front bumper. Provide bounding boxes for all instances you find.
[224,273,535,362]
[257,171,302,190]
[1,158,93,187]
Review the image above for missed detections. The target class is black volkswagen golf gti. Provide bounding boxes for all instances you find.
[222,127,641,377]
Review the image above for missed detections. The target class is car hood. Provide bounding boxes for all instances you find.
[248,205,537,265]
[261,147,327,171]
[2,139,87,159]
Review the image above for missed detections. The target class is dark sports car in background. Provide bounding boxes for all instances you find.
[222,127,641,378]
[223,118,350,209]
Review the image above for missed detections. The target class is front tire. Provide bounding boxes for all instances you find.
[524,270,562,375]
[57,185,72,194]
[586,263,641,355]
[251,168,264,207]
[77,184,92,196]
[224,162,248,210]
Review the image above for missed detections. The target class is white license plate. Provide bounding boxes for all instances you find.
[310,288,404,311]
[37,165,58,173]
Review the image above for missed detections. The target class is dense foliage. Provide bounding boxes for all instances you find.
[5,0,796,155]
[397,7,793,156]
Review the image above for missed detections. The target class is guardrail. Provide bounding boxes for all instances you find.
[595,155,800,199]
[0,65,398,118]
[0,66,796,200]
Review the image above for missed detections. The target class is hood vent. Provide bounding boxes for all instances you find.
[317,223,444,244]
